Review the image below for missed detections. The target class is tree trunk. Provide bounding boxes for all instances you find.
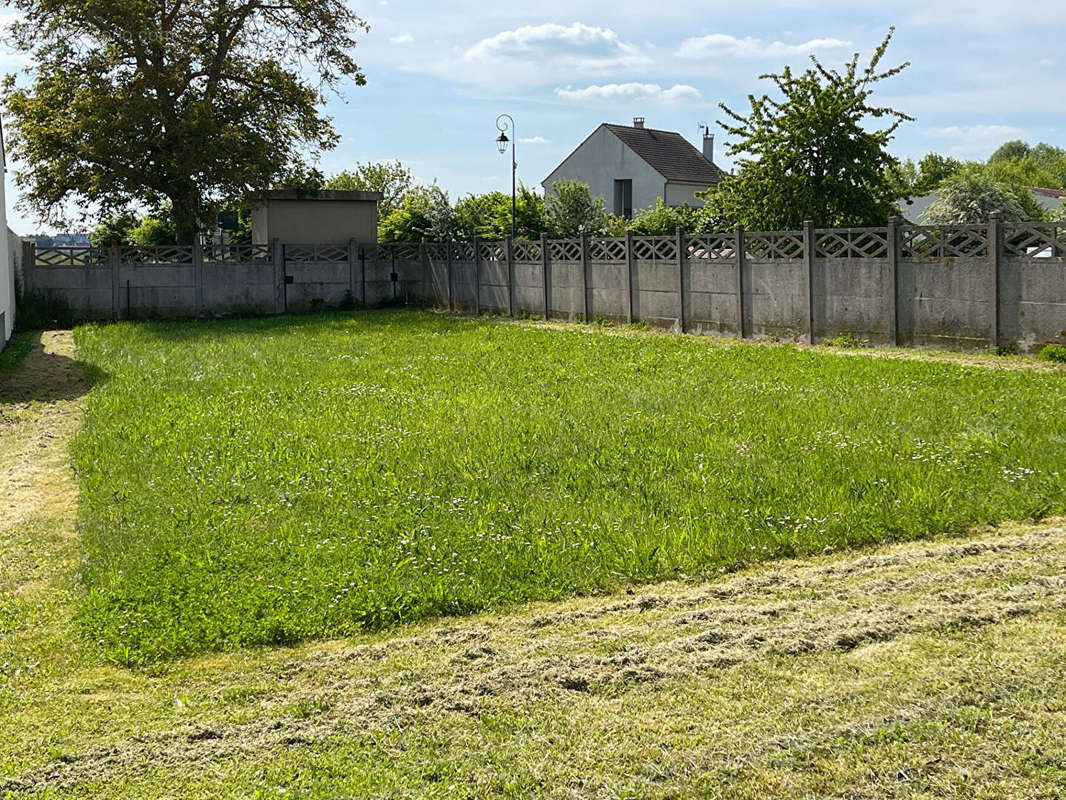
[168,188,201,245]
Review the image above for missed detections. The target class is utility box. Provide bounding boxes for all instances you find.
[250,189,382,245]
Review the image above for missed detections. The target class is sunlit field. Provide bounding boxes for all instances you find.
[71,311,1066,664]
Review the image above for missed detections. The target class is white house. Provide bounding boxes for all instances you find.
[0,119,13,348]
[542,118,724,218]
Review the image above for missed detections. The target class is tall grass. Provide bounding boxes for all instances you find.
[71,311,1066,664]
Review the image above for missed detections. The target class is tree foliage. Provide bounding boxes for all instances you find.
[704,28,912,229]
[543,180,607,238]
[887,153,963,200]
[988,140,1031,163]
[378,185,458,243]
[3,0,368,243]
[923,172,1028,224]
[454,186,547,240]
[627,198,716,236]
[326,161,413,218]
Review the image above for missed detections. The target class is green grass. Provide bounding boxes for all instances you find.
[0,330,33,374]
[70,310,1066,664]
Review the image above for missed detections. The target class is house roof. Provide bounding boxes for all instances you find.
[253,189,383,202]
[1029,187,1066,199]
[603,123,724,185]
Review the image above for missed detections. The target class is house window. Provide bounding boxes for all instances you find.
[613,179,633,219]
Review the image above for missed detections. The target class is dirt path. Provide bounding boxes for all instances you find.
[0,330,87,535]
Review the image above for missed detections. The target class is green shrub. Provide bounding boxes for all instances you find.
[1038,344,1066,363]
[822,331,868,349]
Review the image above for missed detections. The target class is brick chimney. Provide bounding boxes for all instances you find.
[703,131,715,163]
[632,117,645,129]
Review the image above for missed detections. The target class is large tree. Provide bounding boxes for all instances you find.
[705,29,912,230]
[326,161,413,218]
[3,0,368,243]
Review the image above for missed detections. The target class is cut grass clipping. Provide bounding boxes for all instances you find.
[71,311,1066,664]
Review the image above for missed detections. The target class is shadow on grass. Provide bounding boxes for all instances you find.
[132,306,461,345]
[0,330,106,404]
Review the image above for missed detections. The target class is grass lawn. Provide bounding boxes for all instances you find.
[4,324,1066,798]
[70,310,1066,664]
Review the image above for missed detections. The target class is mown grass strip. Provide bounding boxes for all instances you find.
[71,311,1066,664]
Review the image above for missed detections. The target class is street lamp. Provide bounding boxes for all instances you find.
[495,114,517,238]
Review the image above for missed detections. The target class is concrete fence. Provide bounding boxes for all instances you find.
[22,216,1066,353]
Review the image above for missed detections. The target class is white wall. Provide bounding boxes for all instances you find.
[251,199,378,245]
[0,162,13,346]
[542,126,666,217]
[664,182,709,208]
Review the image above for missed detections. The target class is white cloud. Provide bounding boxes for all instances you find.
[389,34,414,44]
[677,34,852,60]
[518,136,550,144]
[554,82,701,104]
[922,124,1027,158]
[455,22,651,84]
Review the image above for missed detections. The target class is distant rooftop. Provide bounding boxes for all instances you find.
[1029,187,1066,199]
[603,123,724,185]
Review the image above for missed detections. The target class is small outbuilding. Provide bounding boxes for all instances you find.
[250,189,383,245]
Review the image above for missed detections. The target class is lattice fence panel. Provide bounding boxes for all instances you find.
[686,234,736,260]
[548,239,582,261]
[35,246,106,267]
[815,228,888,259]
[423,243,448,261]
[744,231,804,260]
[202,244,272,263]
[381,242,422,261]
[284,244,349,263]
[589,237,627,261]
[513,240,543,261]
[479,241,506,262]
[630,235,678,260]
[1002,223,1066,257]
[901,226,990,258]
[121,245,195,265]
[454,242,476,262]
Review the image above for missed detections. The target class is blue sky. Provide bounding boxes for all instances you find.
[3,0,1066,233]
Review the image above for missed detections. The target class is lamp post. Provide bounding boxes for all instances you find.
[495,114,517,239]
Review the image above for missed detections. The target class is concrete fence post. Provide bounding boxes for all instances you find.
[272,238,285,314]
[445,240,454,311]
[419,240,429,306]
[624,229,635,324]
[887,216,900,346]
[21,240,35,296]
[803,220,816,344]
[110,241,121,320]
[193,240,205,315]
[505,235,516,317]
[988,212,1002,348]
[471,236,479,315]
[359,245,367,306]
[347,238,358,305]
[734,225,746,339]
[541,233,550,320]
[676,226,688,333]
[580,232,590,322]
